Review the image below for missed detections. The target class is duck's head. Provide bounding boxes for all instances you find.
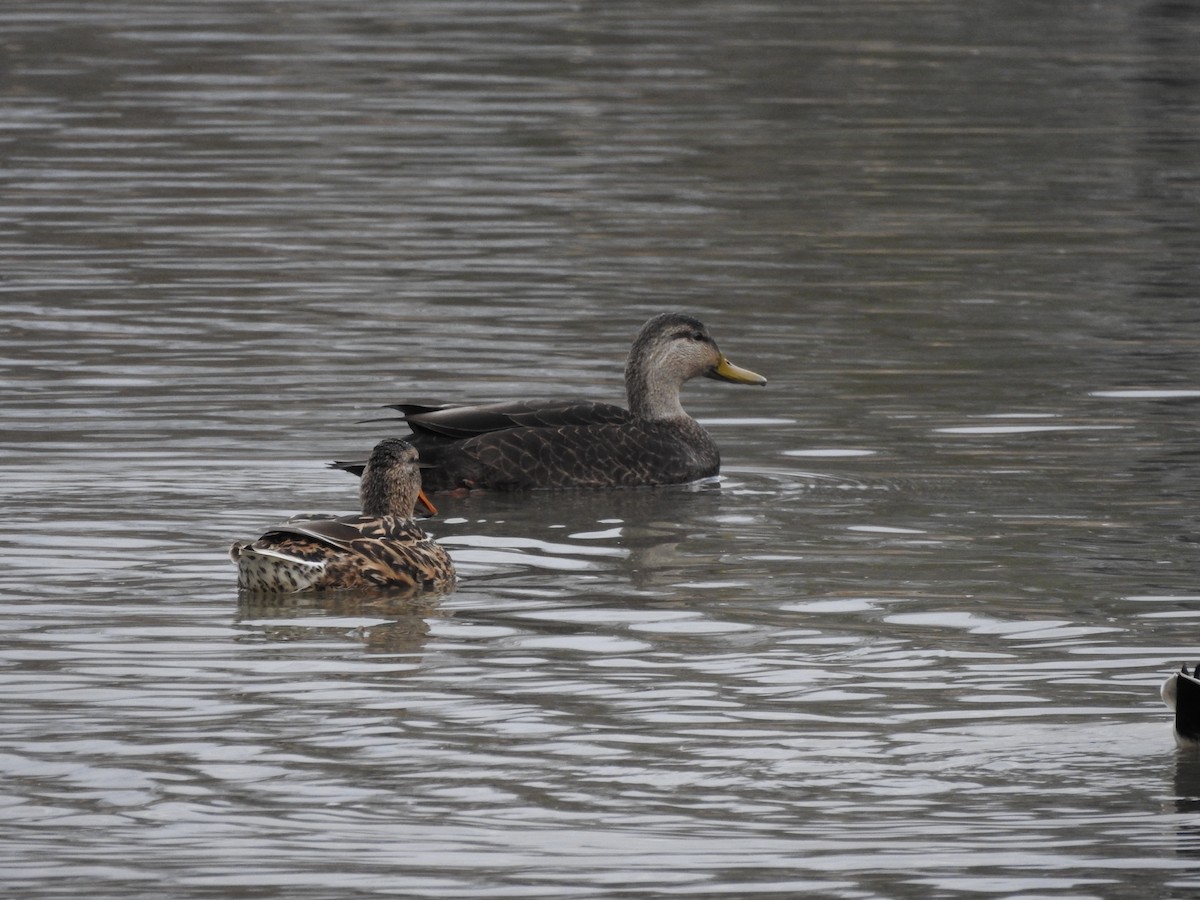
[625,312,766,419]
[360,438,438,518]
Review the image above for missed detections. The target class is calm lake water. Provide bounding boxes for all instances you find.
[3,1,1200,897]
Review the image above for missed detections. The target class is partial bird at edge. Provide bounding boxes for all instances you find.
[1162,663,1200,750]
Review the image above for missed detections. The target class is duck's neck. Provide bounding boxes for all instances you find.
[360,468,415,518]
[625,356,688,421]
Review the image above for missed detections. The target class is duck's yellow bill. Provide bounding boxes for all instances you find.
[417,489,438,517]
[707,354,767,386]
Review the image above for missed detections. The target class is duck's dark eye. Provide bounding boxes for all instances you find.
[690,331,706,342]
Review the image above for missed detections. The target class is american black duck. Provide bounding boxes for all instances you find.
[333,312,767,491]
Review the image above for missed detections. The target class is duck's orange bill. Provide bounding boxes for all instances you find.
[417,489,438,517]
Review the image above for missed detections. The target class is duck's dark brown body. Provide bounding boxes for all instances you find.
[333,313,766,492]
[339,401,721,491]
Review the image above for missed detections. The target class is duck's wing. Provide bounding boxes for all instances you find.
[260,515,429,552]
[331,400,634,478]
[394,399,632,439]
[292,514,454,590]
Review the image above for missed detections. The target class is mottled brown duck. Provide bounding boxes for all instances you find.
[332,312,767,492]
[232,439,455,593]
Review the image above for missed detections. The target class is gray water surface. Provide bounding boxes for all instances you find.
[3,2,1200,897]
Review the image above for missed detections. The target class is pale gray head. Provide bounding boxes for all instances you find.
[624,312,766,420]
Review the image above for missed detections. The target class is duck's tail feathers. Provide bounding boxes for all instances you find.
[233,544,327,593]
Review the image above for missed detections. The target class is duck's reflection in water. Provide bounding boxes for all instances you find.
[1172,756,1200,875]
[235,588,449,654]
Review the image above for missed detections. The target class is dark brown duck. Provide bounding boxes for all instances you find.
[333,313,767,492]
